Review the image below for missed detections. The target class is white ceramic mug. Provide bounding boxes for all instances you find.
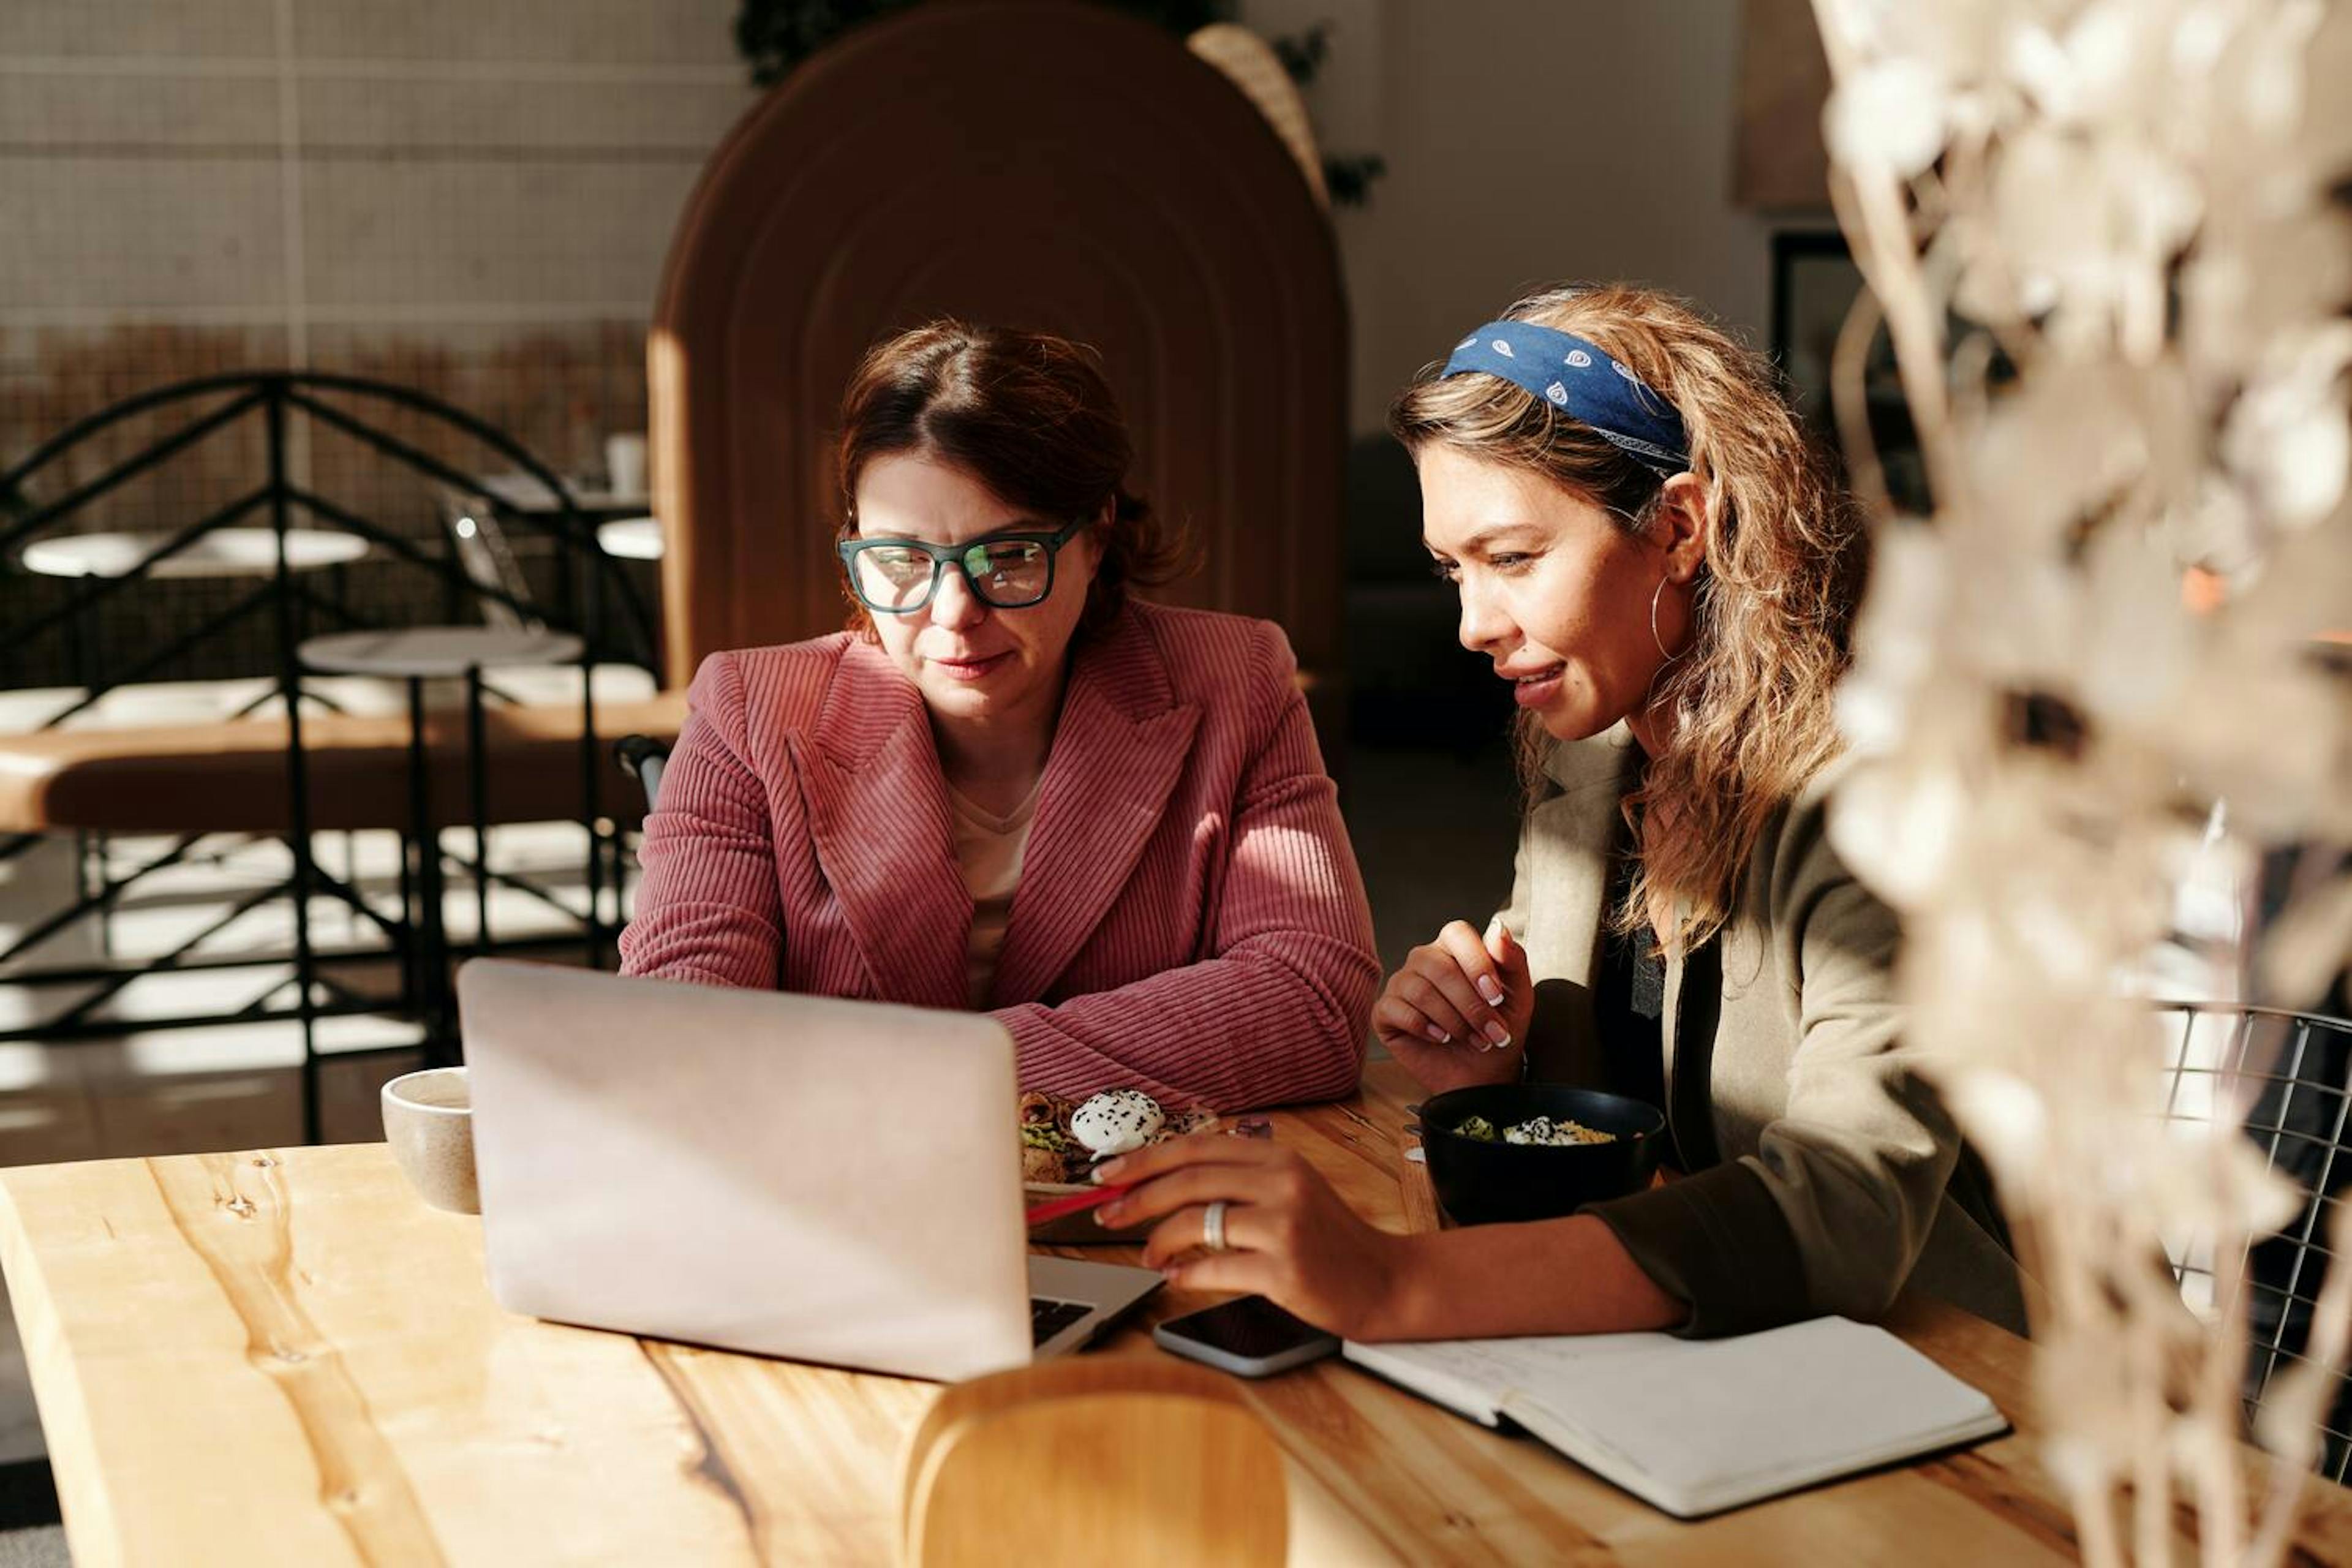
[604,432,648,499]
[382,1066,478,1214]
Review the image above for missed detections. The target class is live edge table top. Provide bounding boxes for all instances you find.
[4,1060,2349,1566]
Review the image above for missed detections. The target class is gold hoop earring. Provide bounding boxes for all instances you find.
[1649,577,1687,667]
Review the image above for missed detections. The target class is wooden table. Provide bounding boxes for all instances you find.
[5,1062,2351,1566]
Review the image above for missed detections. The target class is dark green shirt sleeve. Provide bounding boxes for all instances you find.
[1581,1161,1810,1338]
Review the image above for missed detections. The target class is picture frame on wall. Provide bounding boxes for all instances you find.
[1769,230,1928,514]
[1770,230,1861,434]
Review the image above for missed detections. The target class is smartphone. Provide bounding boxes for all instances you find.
[1152,1294,1341,1378]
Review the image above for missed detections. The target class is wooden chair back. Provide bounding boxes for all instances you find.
[648,1,1349,750]
[900,1356,1287,1567]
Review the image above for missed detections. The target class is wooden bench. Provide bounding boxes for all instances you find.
[0,692,685,837]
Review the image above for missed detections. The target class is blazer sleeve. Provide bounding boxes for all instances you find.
[996,625,1380,1110]
[1584,796,1958,1335]
[617,652,786,989]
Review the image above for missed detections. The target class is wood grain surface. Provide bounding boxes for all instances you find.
[901,1357,1290,1566]
[4,1061,2349,1565]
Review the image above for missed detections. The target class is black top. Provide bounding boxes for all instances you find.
[1591,839,1668,1121]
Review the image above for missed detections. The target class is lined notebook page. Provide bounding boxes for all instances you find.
[1346,1316,2007,1518]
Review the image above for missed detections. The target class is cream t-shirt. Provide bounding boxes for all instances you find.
[948,780,1041,1008]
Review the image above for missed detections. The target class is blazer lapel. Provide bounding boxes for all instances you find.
[988,617,1200,1005]
[794,639,972,1010]
[1539,724,1644,990]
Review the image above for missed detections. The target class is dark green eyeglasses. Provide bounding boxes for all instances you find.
[837,518,1090,614]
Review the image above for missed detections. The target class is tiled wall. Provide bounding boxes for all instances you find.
[0,0,753,686]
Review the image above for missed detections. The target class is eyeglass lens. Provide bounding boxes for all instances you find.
[851,538,1053,611]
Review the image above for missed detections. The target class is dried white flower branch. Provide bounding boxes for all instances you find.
[1808,1,2352,1562]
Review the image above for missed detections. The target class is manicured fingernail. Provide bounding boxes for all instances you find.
[1160,1266,1184,1283]
[1096,1158,1127,1182]
[1094,1203,1125,1226]
[1477,977,1505,1006]
[1483,1022,1511,1048]
[1423,1023,1449,1044]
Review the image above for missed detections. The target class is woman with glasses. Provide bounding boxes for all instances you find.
[1090,284,2023,1341]
[620,322,1379,1110]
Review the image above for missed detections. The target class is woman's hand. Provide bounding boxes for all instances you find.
[1374,919,1534,1096]
[1093,1136,1407,1340]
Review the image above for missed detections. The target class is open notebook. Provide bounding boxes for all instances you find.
[1343,1315,2007,1519]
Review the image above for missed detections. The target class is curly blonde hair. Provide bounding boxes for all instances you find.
[1389,283,1865,955]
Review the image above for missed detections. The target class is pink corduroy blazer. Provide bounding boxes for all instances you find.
[619,600,1379,1110]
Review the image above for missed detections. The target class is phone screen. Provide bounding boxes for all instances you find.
[1161,1294,1336,1360]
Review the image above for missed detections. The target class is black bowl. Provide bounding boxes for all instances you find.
[1417,1084,1666,1226]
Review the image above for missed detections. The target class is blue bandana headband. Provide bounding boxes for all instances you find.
[1441,320,1689,477]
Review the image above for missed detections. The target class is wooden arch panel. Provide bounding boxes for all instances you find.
[648,0,1349,741]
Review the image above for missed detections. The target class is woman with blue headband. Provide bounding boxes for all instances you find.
[1093,284,2023,1342]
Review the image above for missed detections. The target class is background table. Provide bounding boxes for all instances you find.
[594,518,663,562]
[16,527,369,581]
[4,1060,2351,1565]
[472,473,648,520]
[15,525,372,705]
[7,524,380,1049]
[298,628,586,1062]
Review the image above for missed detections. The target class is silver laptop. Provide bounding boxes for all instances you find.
[457,959,1160,1382]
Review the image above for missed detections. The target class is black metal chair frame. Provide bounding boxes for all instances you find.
[0,371,658,1139]
[2156,998,2352,1480]
[614,734,671,815]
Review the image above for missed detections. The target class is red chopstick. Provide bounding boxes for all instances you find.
[1025,1182,1133,1227]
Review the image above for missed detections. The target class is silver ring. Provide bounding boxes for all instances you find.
[1202,1199,1230,1254]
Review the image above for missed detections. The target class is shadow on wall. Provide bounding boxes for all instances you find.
[1343,436,1513,755]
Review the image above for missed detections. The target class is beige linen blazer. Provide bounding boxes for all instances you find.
[1500,728,2026,1336]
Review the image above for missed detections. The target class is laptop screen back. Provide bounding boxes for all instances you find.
[459,960,1033,1381]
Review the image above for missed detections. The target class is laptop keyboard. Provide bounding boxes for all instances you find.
[1030,1297,1093,1346]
